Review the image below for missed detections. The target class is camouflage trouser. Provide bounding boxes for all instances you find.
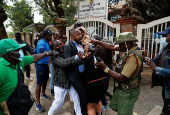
[109,87,140,115]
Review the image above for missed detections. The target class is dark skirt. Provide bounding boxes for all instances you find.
[87,78,109,103]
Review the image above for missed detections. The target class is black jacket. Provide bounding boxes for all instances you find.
[15,39,34,55]
[63,40,84,82]
[34,39,38,48]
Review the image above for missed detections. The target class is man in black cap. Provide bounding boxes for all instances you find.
[35,29,52,112]
[145,27,170,115]
[15,32,34,81]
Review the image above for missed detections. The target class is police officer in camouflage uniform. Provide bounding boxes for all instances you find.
[94,32,143,115]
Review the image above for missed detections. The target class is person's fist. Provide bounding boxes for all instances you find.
[94,61,106,70]
[48,50,53,56]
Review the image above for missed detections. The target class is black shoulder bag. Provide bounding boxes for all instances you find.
[6,64,34,115]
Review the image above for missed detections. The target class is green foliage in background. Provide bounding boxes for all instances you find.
[34,0,84,26]
[3,0,34,32]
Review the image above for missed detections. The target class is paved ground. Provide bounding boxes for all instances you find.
[25,64,163,115]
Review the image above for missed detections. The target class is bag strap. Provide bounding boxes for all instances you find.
[17,64,37,105]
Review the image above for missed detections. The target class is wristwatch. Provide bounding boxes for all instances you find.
[46,52,49,56]
[104,66,109,73]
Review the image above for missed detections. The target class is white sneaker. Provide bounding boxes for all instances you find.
[26,76,33,81]
[133,112,138,115]
[29,77,33,81]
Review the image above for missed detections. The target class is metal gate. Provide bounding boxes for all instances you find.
[66,18,120,60]
[66,16,170,59]
[66,18,120,43]
[137,16,170,59]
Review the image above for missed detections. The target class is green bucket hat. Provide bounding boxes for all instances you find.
[0,38,26,55]
[114,32,138,45]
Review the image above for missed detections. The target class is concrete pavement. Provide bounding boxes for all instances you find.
[25,64,163,115]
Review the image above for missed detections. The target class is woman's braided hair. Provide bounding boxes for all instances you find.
[95,39,113,66]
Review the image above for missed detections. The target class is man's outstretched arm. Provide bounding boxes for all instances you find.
[33,51,52,63]
[90,38,119,51]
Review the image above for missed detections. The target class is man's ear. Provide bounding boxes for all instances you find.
[71,35,74,39]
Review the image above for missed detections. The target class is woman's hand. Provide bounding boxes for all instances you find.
[77,51,83,58]
[79,52,91,59]
[84,46,89,55]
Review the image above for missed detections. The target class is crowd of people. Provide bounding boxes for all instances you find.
[0,23,170,115]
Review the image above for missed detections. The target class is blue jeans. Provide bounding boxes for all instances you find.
[50,63,54,90]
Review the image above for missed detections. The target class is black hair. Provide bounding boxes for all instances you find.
[40,32,43,36]
[62,37,67,39]
[71,29,79,36]
[36,33,40,37]
[79,28,84,32]
[95,39,113,66]
[60,30,63,33]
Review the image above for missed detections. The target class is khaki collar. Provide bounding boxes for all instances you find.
[124,45,138,55]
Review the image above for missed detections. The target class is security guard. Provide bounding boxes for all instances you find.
[94,32,143,115]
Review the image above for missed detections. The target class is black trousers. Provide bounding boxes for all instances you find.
[25,65,30,78]
[71,73,87,115]
[161,88,170,115]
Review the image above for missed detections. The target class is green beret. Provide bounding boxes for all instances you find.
[114,32,138,45]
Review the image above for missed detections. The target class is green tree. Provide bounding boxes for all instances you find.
[34,0,83,25]
[109,0,170,23]
[60,0,79,25]
[125,0,170,22]
[0,0,8,39]
[4,0,34,32]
